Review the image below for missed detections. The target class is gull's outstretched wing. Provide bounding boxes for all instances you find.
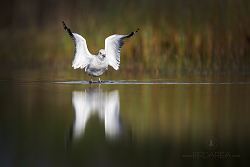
[104,29,139,70]
[63,21,92,69]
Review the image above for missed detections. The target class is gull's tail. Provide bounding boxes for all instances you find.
[62,21,74,38]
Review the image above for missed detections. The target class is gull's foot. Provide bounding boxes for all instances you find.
[89,79,93,84]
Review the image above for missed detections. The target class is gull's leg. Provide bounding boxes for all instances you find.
[98,78,102,83]
[89,76,93,84]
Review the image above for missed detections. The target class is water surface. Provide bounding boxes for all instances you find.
[0,79,249,166]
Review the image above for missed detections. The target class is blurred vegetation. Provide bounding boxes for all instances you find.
[0,0,250,77]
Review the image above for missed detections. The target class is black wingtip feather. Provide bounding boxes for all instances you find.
[126,28,140,38]
[62,21,73,38]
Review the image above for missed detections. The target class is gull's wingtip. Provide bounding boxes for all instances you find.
[62,21,73,37]
[62,21,67,30]
[125,28,140,38]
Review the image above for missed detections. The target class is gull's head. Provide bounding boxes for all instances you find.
[98,49,106,60]
[98,49,106,55]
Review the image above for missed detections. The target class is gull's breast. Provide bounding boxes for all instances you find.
[85,60,108,77]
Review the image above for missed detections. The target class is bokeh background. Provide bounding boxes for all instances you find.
[0,0,250,80]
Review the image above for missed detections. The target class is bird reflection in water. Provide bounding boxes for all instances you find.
[70,88,121,141]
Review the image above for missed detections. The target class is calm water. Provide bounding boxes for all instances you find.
[0,79,250,166]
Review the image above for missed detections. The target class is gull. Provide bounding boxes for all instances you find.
[62,21,139,83]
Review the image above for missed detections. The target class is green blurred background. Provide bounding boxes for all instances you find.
[1,0,250,79]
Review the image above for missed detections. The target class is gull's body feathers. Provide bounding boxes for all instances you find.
[85,56,109,77]
[62,21,138,77]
